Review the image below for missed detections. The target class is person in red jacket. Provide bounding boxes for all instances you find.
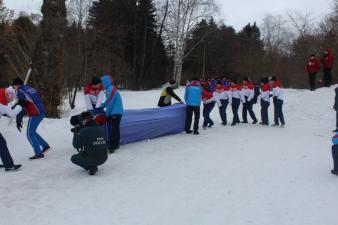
[201,80,219,129]
[84,77,105,110]
[321,49,334,87]
[307,54,321,91]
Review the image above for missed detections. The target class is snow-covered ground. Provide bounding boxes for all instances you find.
[1,87,338,225]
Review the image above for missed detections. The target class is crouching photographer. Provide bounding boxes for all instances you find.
[71,111,108,175]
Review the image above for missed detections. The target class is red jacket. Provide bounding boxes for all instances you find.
[231,84,242,91]
[307,59,321,73]
[321,49,334,69]
[0,89,8,106]
[215,85,225,93]
[84,83,104,96]
[272,80,282,89]
[243,82,254,90]
[261,83,270,92]
[202,88,213,101]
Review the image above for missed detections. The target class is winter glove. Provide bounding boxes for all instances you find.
[12,99,26,110]
[16,110,25,132]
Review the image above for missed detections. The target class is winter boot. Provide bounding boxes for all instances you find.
[193,130,200,135]
[5,165,22,172]
[331,170,338,176]
[42,146,51,154]
[29,154,44,160]
[88,167,98,176]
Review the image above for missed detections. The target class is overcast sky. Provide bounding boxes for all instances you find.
[4,0,334,30]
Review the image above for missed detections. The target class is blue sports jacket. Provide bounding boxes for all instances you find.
[101,75,124,116]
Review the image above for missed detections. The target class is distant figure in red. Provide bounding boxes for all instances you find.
[321,49,334,87]
[307,54,321,91]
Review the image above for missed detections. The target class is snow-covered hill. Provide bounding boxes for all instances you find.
[1,87,337,225]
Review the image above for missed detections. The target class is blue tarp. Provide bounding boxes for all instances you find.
[120,104,187,145]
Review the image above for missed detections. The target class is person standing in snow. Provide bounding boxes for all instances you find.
[270,77,285,127]
[84,77,105,110]
[333,86,338,132]
[331,132,338,175]
[12,78,51,160]
[0,87,22,171]
[321,49,334,87]
[184,78,202,135]
[259,77,271,126]
[71,111,108,176]
[214,81,232,125]
[242,78,258,124]
[158,80,183,107]
[230,80,245,126]
[201,81,220,129]
[101,75,124,154]
[307,54,321,91]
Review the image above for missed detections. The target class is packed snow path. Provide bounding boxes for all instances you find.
[1,87,337,225]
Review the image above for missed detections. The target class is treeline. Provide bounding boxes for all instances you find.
[0,0,170,90]
[0,0,337,116]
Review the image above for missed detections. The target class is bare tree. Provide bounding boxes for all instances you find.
[261,14,295,55]
[162,0,218,84]
[287,10,315,38]
[65,0,93,109]
[67,0,92,27]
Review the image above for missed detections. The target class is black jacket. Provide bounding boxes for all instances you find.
[334,87,338,111]
[73,120,108,163]
[158,86,182,107]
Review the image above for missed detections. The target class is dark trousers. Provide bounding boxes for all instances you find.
[332,145,338,171]
[105,115,122,149]
[324,68,332,87]
[242,97,257,123]
[261,99,270,125]
[219,99,229,124]
[273,99,285,125]
[232,98,240,124]
[71,153,108,171]
[309,73,317,90]
[203,102,215,127]
[0,132,14,168]
[185,106,200,132]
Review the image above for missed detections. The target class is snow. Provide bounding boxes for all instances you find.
[1,87,338,225]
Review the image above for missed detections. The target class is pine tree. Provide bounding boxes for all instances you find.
[31,0,67,118]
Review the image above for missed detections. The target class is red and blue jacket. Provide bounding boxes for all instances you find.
[17,85,45,117]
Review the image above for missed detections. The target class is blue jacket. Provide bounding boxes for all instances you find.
[333,132,338,145]
[101,75,123,116]
[185,83,202,106]
[17,85,45,116]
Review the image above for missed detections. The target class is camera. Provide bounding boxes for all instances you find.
[71,126,81,134]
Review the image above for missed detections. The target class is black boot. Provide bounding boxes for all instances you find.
[88,167,98,175]
[331,170,338,176]
[29,154,44,160]
[5,165,22,172]
[42,146,51,154]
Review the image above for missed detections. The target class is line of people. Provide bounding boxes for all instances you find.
[159,76,285,135]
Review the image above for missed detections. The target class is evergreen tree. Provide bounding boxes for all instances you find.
[31,0,67,118]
